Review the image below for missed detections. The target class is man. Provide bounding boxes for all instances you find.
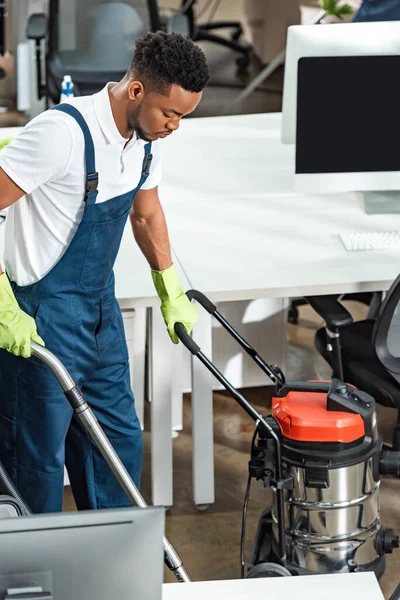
[0,31,210,513]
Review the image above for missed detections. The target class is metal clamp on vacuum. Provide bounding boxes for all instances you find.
[175,289,400,581]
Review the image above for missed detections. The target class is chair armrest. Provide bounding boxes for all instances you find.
[305,295,354,329]
[26,13,47,41]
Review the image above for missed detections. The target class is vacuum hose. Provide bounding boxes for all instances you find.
[30,341,191,583]
[0,461,31,515]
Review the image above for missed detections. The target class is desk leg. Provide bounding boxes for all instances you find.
[191,307,215,507]
[132,307,146,430]
[172,342,183,436]
[149,307,173,507]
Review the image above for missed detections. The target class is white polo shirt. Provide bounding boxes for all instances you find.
[0,83,163,286]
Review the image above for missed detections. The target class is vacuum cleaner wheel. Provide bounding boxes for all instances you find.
[247,562,293,578]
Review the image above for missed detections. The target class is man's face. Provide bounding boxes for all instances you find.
[127,83,202,142]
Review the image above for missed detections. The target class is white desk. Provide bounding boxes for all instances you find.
[162,572,385,600]
[159,113,400,506]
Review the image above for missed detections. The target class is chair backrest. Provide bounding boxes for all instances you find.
[48,0,160,75]
[373,273,400,385]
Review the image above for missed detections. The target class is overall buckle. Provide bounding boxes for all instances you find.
[142,154,153,175]
[85,172,99,196]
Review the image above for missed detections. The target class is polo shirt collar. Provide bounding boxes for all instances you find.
[93,83,130,146]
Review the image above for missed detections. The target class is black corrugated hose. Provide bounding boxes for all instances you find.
[0,460,31,515]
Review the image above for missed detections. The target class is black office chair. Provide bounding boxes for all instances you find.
[289,292,382,324]
[305,276,400,450]
[27,0,162,105]
[182,0,251,72]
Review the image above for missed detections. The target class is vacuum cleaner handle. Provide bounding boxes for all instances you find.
[186,289,217,314]
[177,289,285,390]
[175,323,201,356]
[30,341,190,583]
[175,293,288,561]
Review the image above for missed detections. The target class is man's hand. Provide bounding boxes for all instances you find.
[0,273,44,357]
[152,264,198,344]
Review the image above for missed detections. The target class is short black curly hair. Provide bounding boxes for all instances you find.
[129,31,210,94]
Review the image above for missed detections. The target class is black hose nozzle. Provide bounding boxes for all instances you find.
[380,449,400,478]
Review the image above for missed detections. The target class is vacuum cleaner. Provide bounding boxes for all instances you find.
[174,290,400,583]
[1,289,400,595]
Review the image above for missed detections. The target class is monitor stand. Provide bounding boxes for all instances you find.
[363,191,400,215]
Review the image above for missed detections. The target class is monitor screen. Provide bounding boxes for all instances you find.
[296,55,400,177]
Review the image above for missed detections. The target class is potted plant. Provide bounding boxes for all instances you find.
[319,0,354,20]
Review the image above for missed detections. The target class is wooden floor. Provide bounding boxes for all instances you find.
[63,302,400,599]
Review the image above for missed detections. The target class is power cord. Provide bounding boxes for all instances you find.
[240,426,258,579]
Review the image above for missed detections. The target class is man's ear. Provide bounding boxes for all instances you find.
[128,80,145,101]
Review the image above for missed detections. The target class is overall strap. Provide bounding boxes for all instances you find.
[51,104,98,205]
[142,142,153,176]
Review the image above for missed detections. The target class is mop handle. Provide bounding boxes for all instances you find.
[30,341,191,583]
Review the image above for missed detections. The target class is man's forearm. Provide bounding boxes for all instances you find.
[130,205,172,271]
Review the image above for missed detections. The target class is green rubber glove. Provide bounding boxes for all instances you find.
[0,273,45,358]
[151,264,198,344]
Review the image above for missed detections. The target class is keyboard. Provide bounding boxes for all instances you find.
[340,231,400,251]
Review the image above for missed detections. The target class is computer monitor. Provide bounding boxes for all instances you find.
[296,53,400,192]
[281,21,400,210]
[0,506,165,599]
[282,21,400,144]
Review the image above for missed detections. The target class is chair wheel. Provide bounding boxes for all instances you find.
[236,52,251,74]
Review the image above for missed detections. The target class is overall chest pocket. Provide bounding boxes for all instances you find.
[80,210,130,291]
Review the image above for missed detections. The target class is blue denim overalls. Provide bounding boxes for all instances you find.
[0,104,152,513]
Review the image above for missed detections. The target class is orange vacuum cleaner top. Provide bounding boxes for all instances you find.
[272,388,365,444]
